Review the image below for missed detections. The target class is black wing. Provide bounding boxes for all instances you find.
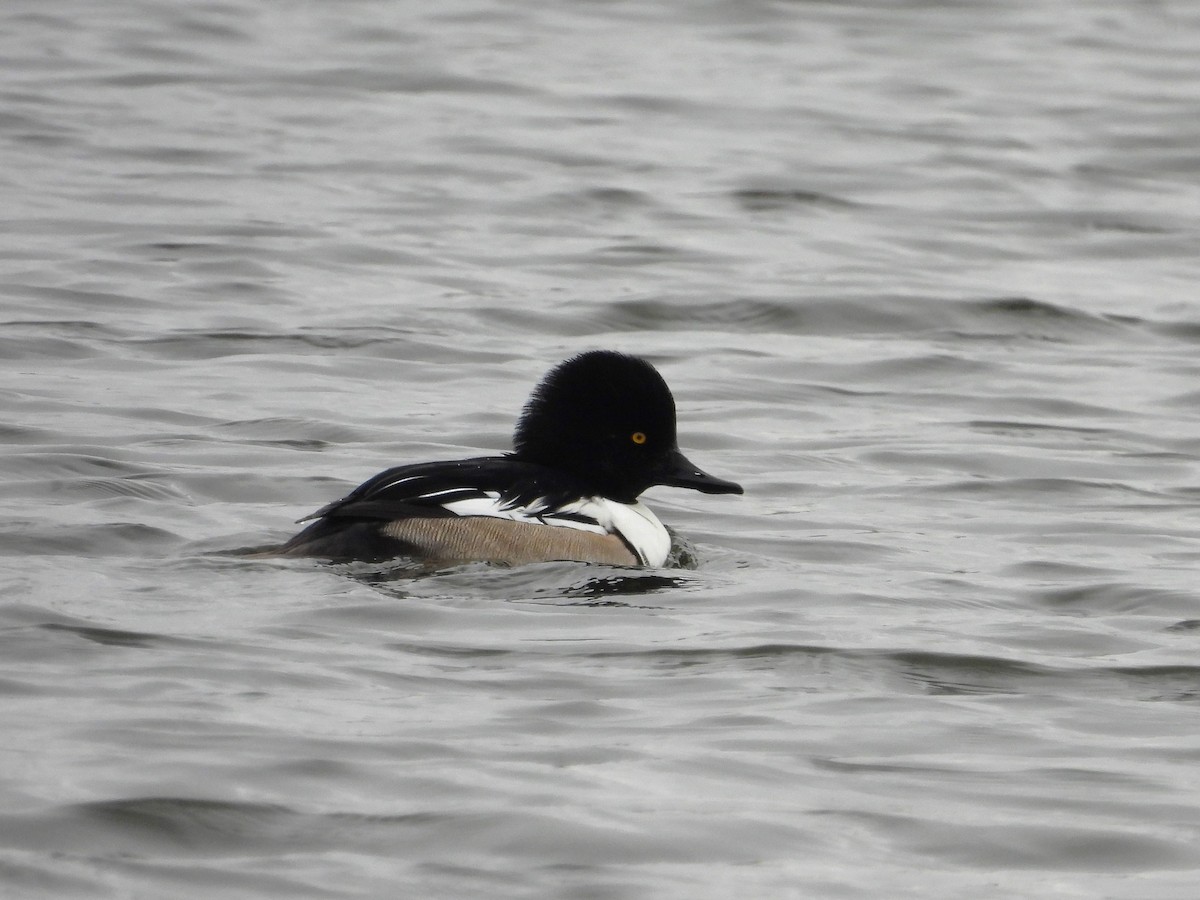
[297,455,588,523]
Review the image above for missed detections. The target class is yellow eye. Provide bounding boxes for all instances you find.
[631,431,647,445]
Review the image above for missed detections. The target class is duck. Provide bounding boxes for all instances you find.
[275,350,742,567]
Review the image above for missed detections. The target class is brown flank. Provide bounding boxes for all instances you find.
[380,517,638,566]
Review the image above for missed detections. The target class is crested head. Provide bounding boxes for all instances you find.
[511,350,743,502]
[512,351,679,501]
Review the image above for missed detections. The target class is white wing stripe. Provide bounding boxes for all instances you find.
[434,493,670,565]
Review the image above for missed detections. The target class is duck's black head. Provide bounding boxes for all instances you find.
[511,350,743,503]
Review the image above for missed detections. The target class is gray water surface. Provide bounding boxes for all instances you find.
[3,1,1200,897]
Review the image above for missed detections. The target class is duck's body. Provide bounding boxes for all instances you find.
[279,456,670,565]
[277,351,742,567]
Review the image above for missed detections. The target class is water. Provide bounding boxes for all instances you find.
[3,0,1200,896]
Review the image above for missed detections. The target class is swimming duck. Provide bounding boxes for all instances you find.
[277,350,742,566]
